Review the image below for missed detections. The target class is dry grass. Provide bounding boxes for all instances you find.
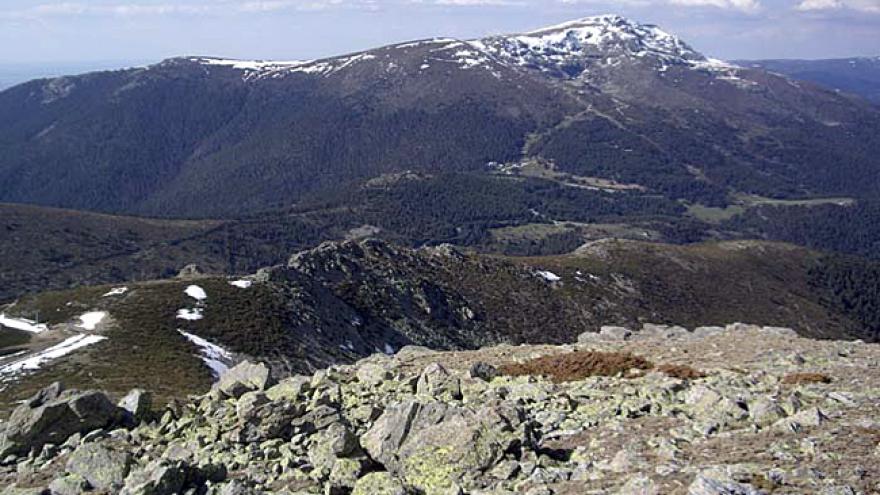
[498,351,709,383]
[656,363,707,380]
[781,372,833,385]
[499,351,654,383]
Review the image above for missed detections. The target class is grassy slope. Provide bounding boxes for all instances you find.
[0,203,347,303]
[521,240,854,340]
[0,240,867,415]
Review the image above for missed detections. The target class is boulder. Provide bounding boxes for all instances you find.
[235,391,270,420]
[693,327,726,338]
[761,326,799,338]
[362,401,436,470]
[118,389,153,423]
[749,398,787,428]
[577,331,599,343]
[328,457,366,490]
[214,362,275,399]
[468,362,498,382]
[291,404,342,435]
[599,326,633,341]
[309,423,360,479]
[416,363,461,401]
[66,443,132,491]
[685,386,748,424]
[265,375,311,402]
[618,474,659,494]
[48,473,90,495]
[352,472,407,495]
[0,384,122,458]
[775,407,827,433]
[120,459,190,495]
[216,480,259,495]
[356,363,394,387]
[688,469,764,495]
[363,400,516,494]
[176,264,203,278]
[235,400,302,443]
[639,323,689,339]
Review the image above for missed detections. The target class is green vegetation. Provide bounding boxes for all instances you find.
[723,200,880,260]
[809,255,880,343]
[687,204,745,224]
[0,328,31,354]
[3,239,879,414]
[1,280,215,413]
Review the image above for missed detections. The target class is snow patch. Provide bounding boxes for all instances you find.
[185,285,207,301]
[384,343,395,355]
[178,330,232,377]
[229,280,253,289]
[77,311,106,331]
[536,270,562,282]
[102,287,128,297]
[176,308,204,321]
[396,38,458,49]
[192,57,307,71]
[0,334,107,376]
[190,53,377,80]
[0,314,48,334]
[479,14,736,79]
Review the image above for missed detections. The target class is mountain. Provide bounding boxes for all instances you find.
[2,238,878,413]
[2,16,880,218]
[739,57,880,103]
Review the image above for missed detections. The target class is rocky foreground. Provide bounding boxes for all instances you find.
[1,323,879,495]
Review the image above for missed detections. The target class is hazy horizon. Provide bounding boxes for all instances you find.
[0,1,878,71]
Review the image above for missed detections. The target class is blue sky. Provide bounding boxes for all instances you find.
[0,0,877,66]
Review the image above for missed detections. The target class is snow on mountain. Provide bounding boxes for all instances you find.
[184,15,738,82]
[0,334,106,378]
[76,311,106,331]
[188,52,378,80]
[178,330,233,377]
[477,14,738,78]
[0,314,48,334]
[185,285,207,301]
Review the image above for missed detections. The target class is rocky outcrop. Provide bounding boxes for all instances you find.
[0,383,124,458]
[1,323,877,494]
[214,362,275,399]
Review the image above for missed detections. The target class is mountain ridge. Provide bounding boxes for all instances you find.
[2,14,880,218]
[2,237,878,413]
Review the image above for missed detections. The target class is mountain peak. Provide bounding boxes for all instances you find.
[524,13,641,35]
[473,14,735,80]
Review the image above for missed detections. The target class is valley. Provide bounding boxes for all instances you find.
[0,13,879,494]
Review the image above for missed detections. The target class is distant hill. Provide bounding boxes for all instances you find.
[2,16,880,218]
[2,238,877,411]
[0,61,149,90]
[738,57,880,103]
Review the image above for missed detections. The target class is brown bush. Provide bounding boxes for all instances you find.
[657,364,707,380]
[781,372,832,385]
[498,351,654,383]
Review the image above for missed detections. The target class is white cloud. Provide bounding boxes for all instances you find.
[1,0,377,19]
[796,0,841,8]
[558,0,760,12]
[669,0,760,12]
[796,0,880,13]
[796,0,880,11]
[432,0,525,5]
